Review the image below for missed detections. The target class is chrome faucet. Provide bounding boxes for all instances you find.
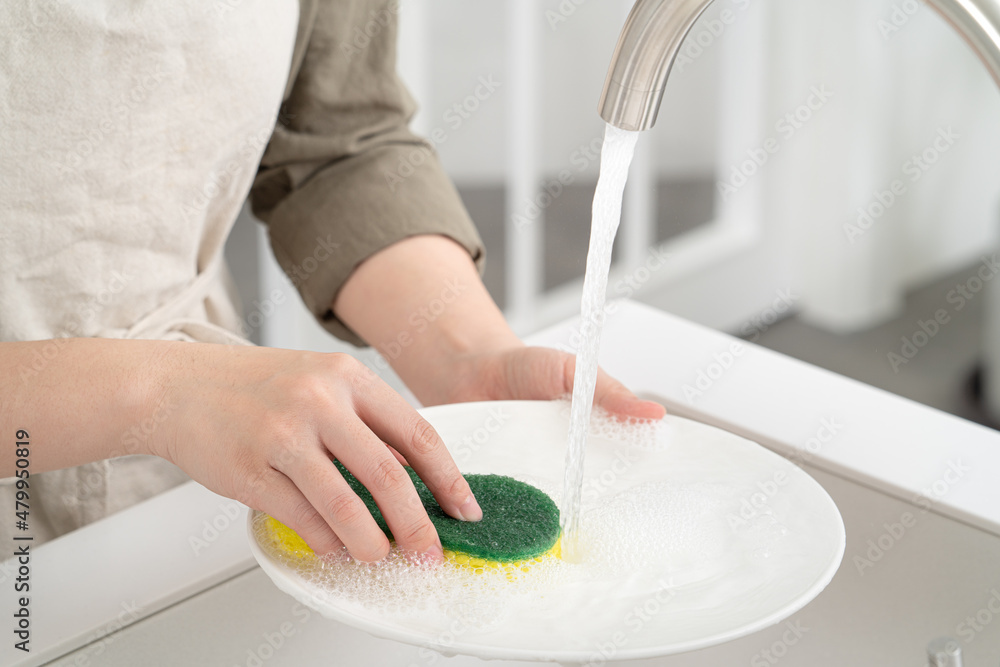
[600,0,1000,131]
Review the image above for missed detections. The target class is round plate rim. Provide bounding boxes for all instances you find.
[246,399,847,662]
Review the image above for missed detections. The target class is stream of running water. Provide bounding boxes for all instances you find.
[559,123,640,562]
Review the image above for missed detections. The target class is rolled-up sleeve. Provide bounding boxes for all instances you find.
[251,0,485,347]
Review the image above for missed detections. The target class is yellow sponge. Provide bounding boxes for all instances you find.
[443,540,562,575]
[263,515,314,559]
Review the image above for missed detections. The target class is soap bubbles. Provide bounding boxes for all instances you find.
[251,409,775,638]
[252,511,567,630]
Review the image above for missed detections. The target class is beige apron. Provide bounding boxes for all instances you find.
[0,1,299,545]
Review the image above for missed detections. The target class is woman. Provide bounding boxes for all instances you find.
[0,0,664,562]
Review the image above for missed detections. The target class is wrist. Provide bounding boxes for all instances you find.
[386,301,523,405]
[402,342,521,407]
[110,338,201,463]
[333,233,525,404]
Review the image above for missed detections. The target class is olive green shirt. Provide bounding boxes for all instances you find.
[251,0,486,346]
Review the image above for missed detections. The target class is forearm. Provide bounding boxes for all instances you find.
[0,334,480,559]
[333,234,521,404]
[0,338,166,477]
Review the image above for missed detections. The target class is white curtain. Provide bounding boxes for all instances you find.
[765,0,1000,332]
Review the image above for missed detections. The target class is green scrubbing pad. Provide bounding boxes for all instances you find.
[335,461,560,562]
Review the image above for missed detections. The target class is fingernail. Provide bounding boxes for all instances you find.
[456,494,483,522]
[425,542,444,563]
[642,400,668,419]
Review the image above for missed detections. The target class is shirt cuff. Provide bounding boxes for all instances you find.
[261,144,486,347]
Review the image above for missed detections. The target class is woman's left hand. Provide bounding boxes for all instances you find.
[334,234,666,422]
[437,346,666,420]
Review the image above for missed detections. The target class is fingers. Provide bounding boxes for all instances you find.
[251,467,346,556]
[386,444,409,466]
[326,417,444,561]
[276,446,391,563]
[510,346,666,420]
[350,375,482,524]
[593,367,667,420]
[555,349,666,420]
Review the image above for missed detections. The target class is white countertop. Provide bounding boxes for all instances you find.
[530,300,1000,537]
[4,299,999,666]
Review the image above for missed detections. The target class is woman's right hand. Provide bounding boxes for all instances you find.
[148,343,482,562]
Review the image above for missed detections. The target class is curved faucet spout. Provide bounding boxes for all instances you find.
[600,0,1000,132]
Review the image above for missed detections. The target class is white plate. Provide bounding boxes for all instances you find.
[247,400,845,663]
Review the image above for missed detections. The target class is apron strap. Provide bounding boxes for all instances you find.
[96,251,252,347]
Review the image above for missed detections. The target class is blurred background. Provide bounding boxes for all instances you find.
[226,0,1000,426]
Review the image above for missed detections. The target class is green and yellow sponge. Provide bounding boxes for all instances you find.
[263,463,561,571]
